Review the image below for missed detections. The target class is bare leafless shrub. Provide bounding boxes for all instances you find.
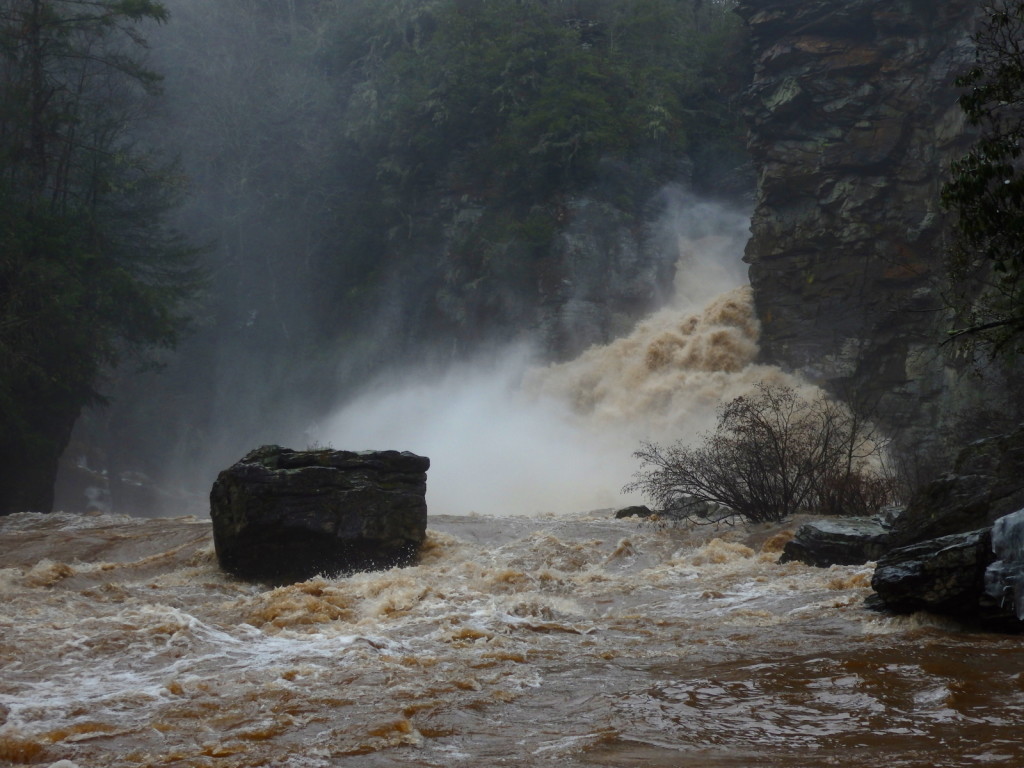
[624,383,900,524]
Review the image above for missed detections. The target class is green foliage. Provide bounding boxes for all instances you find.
[316,0,749,340]
[0,0,199,512]
[941,0,1024,357]
[343,0,745,203]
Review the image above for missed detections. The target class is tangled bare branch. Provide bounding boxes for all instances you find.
[624,383,900,524]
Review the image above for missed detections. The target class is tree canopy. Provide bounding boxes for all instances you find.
[314,0,749,346]
[0,0,199,513]
[1,0,751,512]
[941,0,1024,357]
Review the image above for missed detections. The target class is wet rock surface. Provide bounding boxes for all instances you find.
[888,425,1024,547]
[870,528,994,618]
[736,0,990,453]
[779,517,892,567]
[735,0,1023,629]
[866,426,1024,628]
[984,508,1024,620]
[788,427,1024,569]
[614,505,655,519]
[210,445,429,582]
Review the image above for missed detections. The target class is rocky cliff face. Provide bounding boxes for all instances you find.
[427,186,681,363]
[736,0,988,459]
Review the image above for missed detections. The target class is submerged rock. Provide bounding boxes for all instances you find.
[614,505,654,519]
[779,517,891,567]
[210,445,429,582]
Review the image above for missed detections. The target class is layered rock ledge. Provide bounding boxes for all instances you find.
[779,517,892,567]
[777,426,1024,628]
[736,0,983,456]
[868,426,1024,626]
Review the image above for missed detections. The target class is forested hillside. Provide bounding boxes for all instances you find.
[0,0,200,514]
[43,0,751,514]
[159,0,749,357]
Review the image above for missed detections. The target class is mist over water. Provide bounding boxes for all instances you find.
[314,350,628,515]
[315,196,796,516]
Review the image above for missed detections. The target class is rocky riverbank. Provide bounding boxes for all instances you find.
[782,424,1024,628]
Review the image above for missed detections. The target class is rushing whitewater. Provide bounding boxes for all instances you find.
[9,205,1022,768]
[2,512,1023,767]
[316,200,805,517]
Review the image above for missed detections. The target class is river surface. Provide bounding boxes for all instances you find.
[2,511,1022,768]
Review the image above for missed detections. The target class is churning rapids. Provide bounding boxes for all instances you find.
[9,205,1024,767]
[2,512,1024,767]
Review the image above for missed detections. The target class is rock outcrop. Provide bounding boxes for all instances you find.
[887,424,1024,547]
[984,509,1024,619]
[614,505,655,519]
[871,527,994,618]
[866,426,1024,627]
[736,0,989,457]
[774,427,1024,627]
[210,446,429,583]
[434,185,692,362]
[779,517,892,567]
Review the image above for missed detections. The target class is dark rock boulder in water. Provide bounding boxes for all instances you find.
[866,426,1024,628]
[779,517,892,567]
[870,529,995,619]
[614,505,654,519]
[210,445,429,582]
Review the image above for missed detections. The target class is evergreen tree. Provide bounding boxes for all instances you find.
[942,0,1024,357]
[319,0,749,344]
[0,0,199,513]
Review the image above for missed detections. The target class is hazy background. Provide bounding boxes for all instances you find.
[314,195,755,516]
[55,0,756,517]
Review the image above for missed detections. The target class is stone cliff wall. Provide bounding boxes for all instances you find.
[736,0,988,458]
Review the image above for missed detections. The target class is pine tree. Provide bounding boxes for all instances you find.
[0,0,199,513]
[942,0,1024,357]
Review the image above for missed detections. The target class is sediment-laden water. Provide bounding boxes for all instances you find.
[2,511,1021,768]
[20,215,1022,766]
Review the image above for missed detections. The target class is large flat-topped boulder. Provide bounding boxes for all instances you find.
[210,445,429,582]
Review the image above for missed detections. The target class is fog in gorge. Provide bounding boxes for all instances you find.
[14,3,1024,763]
[54,0,759,517]
[314,194,759,516]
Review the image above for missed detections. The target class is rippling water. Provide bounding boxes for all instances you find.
[2,511,1021,767]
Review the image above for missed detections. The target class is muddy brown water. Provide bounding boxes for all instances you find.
[1,512,1021,767]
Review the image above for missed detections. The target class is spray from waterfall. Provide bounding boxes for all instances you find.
[315,197,802,516]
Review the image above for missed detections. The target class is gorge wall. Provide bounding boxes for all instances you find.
[736,0,992,462]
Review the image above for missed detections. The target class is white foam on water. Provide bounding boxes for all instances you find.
[314,198,807,517]
[4,512,1021,767]
[0,601,400,733]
